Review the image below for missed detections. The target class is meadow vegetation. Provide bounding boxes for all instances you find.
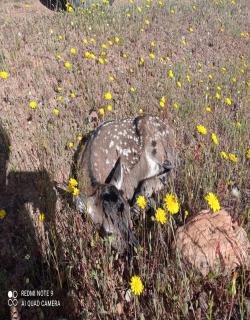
[0,0,249,319]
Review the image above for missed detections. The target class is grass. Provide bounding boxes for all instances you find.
[0,0,249,319]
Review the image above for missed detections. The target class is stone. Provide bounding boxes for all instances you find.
[174,209,250,276]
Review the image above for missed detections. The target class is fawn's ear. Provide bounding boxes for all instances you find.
[105,157,124,190]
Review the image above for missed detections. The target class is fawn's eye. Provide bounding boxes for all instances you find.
[118,202,124,212]
[102,192,118,202]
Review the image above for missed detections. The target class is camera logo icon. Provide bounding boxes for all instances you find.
[8,291,18,306]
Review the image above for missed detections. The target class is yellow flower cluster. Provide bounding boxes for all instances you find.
[196,125,207,135]
[159,96,166,108]
[67,178,80,196]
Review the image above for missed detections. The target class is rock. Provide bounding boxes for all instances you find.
[174,209,250,276]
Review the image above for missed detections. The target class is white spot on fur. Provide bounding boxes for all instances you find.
[109,140,114,148]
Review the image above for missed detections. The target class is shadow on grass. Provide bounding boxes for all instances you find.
[0,121,62,319]
[39,0,116,11]
[39,0,66,10]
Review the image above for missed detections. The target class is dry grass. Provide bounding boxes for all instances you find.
[0,0,249,319]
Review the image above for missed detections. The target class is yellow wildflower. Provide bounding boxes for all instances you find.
[225,97,232,106]
[164,193,179,214]
[159,96,166,107]
[29,101,37,109]
[0,209,7,219]
[114,36,120,44]
[181,38,187,45]
[72,187,80,196]
[66,1,74,12]
[155,208,167,224]
[65,61,71,69]
[137,6,142,13]
[188,26,193,32]
[70,47,76,54]
[82,38,88,44]
[66,185,74,193]
[177,81,182,88]
[149,53,155,59]
[53,108,59,116]
[69,178,78,187]
[144,19,150,25]
[196,125,207,135]
[212,133,219,145]
[229,153,238,163]
[99,108,105,115]
[98,57,104,64]
[206,107,211,112]
[205,192,220,213]
[220,151,228,160]
[139,57,145,65]
[136,195,147,210]
[39,212,45,222]
[240,32,249,38]
[246,149,250,159]
[0,71,9,79]
[139,108,144,113]
[186,74,190,82]
[215,92,221,100]
[104,92,112,100]
[130,275,144,296]
[85,52,90,58]
[168,69,174,78]
[68,141,74,148]
[76,135,82,141]
[107,104,113,111]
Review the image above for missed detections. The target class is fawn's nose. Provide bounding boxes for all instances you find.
[163,160,173,171]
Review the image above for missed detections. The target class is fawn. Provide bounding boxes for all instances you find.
[74,114,176,252]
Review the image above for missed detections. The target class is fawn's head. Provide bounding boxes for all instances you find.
[75,158,137,252]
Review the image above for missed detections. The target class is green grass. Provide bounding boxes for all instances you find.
[0,0,249,319]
